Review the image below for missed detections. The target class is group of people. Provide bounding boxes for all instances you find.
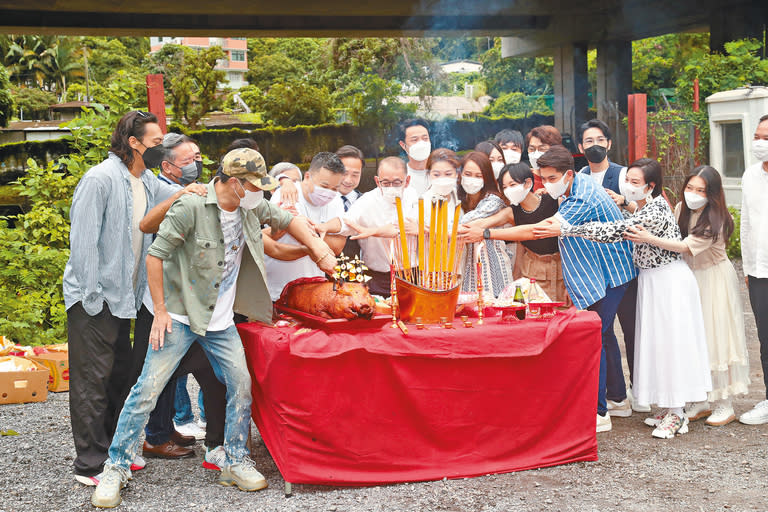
[63,109,768,508]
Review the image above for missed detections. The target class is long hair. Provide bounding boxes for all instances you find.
[677,165,733,243]
[458,151,504,211]
[110,111,158,168]
[474,140,505,163]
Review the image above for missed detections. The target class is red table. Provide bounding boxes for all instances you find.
[238,308,601,487]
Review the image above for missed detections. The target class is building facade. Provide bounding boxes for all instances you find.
[150,37,248,89]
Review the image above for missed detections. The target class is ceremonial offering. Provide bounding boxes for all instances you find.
[391,195,463,324]
[527,301,566,319]
[275,276,390,329]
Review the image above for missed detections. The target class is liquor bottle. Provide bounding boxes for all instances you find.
[513,284,526,320]
[527,278,542,318]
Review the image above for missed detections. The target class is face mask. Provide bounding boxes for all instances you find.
[543,172,570,199]
[141,144,165,169]
[236,181,264,210]
[430,176,457,197]
[504,183,530,206]
[195,160,204,176]
[461,176,484,195]
[503,149,521,165]
[491,161,504,178]
[381,186,404,205]
[528,150,544,170]
[584,144,608,164]
[177,162,200,186]
[408,140,431,162]
[308,185,338,206]
[752,139,768,162]
[684,191,708,210]
[621,182,651,202]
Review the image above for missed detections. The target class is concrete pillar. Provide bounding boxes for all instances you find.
[596,40,632,163]
[552,43,588,140]
[709,4,766,54]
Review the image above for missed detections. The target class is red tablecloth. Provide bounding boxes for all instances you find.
[239,308,602,486]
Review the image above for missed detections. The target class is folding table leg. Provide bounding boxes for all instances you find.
[284,481,292,497]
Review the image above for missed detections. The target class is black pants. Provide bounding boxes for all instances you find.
[68,302,134,477]
[368,270,392,298]
[131,306,226,448]
[613,276,638,395]
[748,276,768,399]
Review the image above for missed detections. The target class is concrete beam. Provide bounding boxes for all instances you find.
[552,43,589,138]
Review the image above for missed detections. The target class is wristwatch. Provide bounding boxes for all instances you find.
[483,228,491,240]
[622,197,629,207]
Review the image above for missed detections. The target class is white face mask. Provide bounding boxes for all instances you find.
[408,140,431,162]
[684,191,708,210]
[503,149,521,165]
[528,150,544,170]
[543,172,570,199]
[752,139,768,162]
[308,184,338,206]
[430,176,457,197]
[621,182,651,203]
[491,161,504,178]
[236,181,264,210]
[504,183,530,206]
[461,176,484,195]
[380,186,404,205]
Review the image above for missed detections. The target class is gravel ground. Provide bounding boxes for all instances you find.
[2,261,767,512]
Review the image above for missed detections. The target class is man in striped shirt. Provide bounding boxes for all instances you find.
[535,146,637,433]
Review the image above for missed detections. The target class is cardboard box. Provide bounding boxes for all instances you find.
[28,351,69,392]
[0,356,49,405]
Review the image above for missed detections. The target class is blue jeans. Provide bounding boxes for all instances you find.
[173,375,207,425]
[106,321,251,469]
[587,282,628,416]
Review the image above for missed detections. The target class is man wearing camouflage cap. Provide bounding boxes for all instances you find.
[92,148,336,508]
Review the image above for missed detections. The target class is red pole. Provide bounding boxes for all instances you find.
[146,74,167,133]
[627,93,647,163]
[693,78,700,165]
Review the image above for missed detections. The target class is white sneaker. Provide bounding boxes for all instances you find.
[705,403,736,426]
[219,456,268,491]
[75,472,103,486]
[596,413,612,433]
[739,399,768,425]
[607,399,632,417]
[644,411,665,427]
[203,445,227,471]
[91,465,130,508]
[651,412,689,439]
[684,401,712,422]
[627,388,650,413]
[197,419,207,430]
[175,421,206,440]
[130,455,146,471]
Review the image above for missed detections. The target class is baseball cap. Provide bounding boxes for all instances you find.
[220,148,278,191]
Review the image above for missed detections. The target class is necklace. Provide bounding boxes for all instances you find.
[520,195,541,214]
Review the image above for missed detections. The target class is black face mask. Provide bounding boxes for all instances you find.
[195,160,204,178]
[584,144,608,164]
[140,144,165,169]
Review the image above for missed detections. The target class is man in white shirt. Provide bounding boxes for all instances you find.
[336,157,418,296]
[398,118,431,196]
[740,114,768,425]
[264,152,347,300]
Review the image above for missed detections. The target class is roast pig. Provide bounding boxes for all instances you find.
[277,276,375,320]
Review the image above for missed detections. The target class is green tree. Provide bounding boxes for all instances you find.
[11,86,57,119]
[0,65,12,127]
[147,44,226,129]
[480,39,553,97]
[483,91,552,118]
[259,82,334,126]
[81,37,137,84]
[675,38,768,106]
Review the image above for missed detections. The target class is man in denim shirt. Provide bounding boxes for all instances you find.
[91,148,336,508]
[63,111,206,485]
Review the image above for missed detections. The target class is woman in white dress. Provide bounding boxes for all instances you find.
[625,165,749,426]
[538,158,712,439]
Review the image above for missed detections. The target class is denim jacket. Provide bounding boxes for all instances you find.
[63,153,178,318]
[147,179,293,335]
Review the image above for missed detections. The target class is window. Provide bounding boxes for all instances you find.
[231,50,245,62]
[721,122,744,178]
